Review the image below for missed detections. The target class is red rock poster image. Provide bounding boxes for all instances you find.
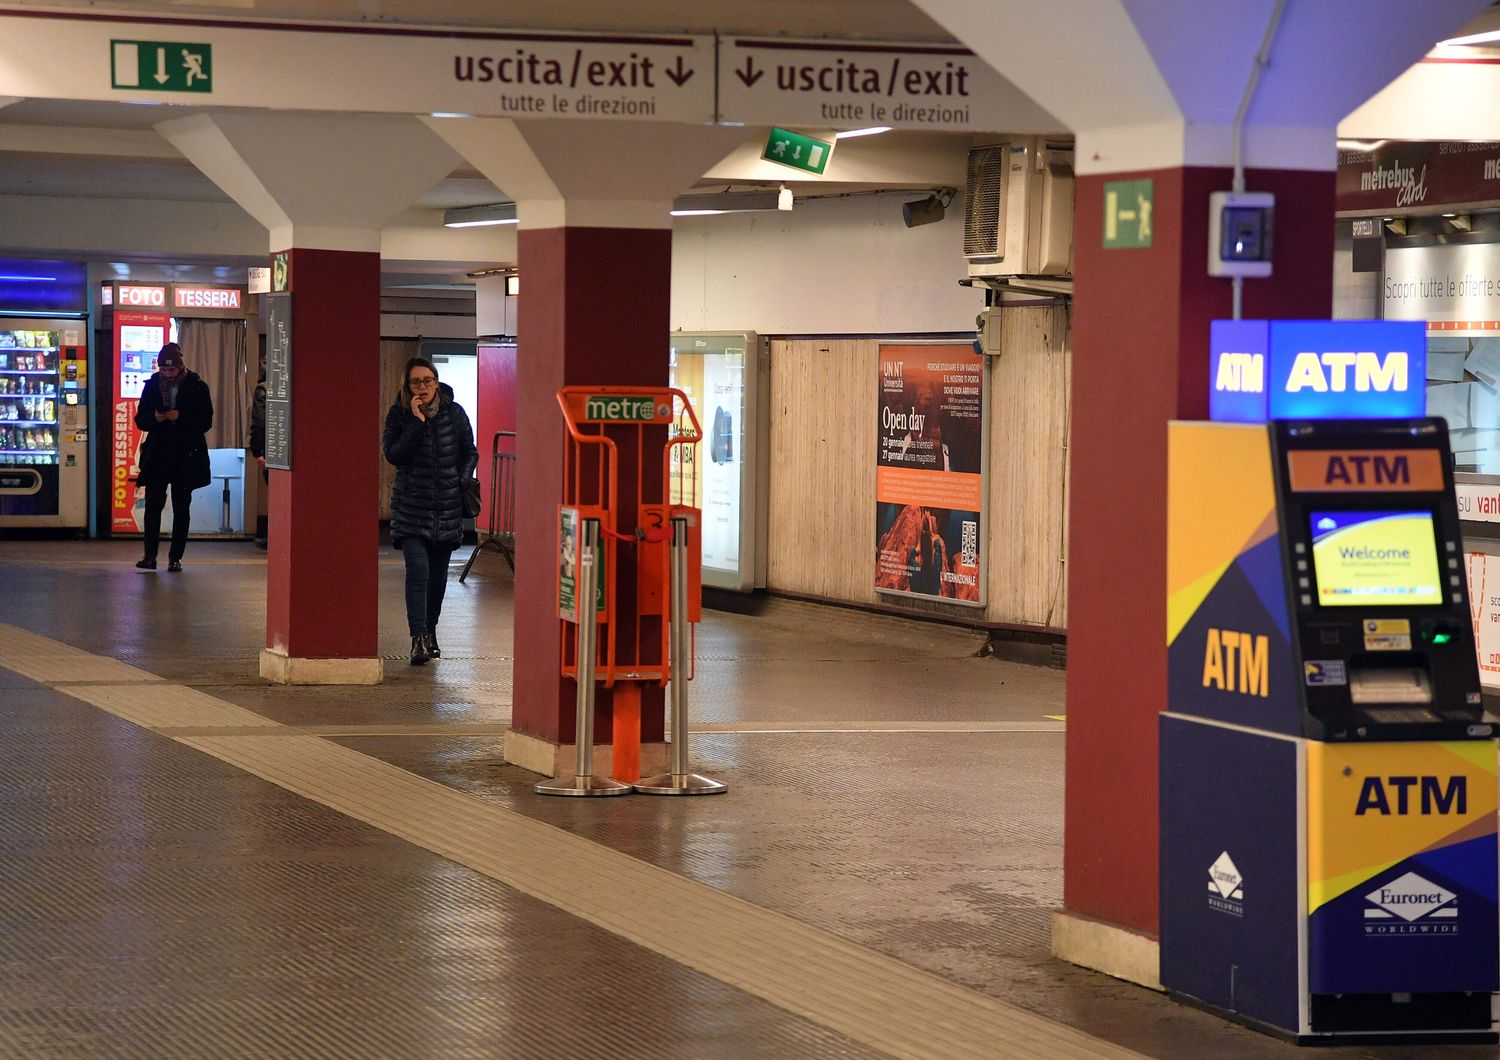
[874,343,985,605]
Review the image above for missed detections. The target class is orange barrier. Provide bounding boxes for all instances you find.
[554,386,703,783]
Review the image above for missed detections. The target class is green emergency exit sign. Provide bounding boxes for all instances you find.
[111,40,213,94]
[762,128,833,175]
[1103,178,1153,248]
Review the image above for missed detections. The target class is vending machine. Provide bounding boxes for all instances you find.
[0,319,89,528]
[101,283,172,535]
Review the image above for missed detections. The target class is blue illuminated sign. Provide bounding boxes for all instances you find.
[0,258,87,316]
[1210,319,1426,423]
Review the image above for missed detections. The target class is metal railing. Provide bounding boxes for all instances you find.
[459,430,516,583]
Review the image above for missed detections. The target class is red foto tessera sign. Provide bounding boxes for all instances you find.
[117,285,166,308]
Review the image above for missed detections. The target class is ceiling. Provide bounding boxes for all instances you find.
[3,0,1491,288]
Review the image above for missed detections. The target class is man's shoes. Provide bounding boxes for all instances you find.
[426,632,441,659]
[135,558,156,570]
[409,635,430,666]
[167,560,183,572]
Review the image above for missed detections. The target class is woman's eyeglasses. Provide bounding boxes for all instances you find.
[409,376,438,389]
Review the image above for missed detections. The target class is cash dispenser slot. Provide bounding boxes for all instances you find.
[1346,658,1431,706]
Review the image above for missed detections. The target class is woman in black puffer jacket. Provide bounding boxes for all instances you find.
[383,356,478,665]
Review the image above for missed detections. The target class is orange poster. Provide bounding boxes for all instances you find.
[874,343,985,605]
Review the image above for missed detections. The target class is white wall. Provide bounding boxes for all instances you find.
[670,192,983,335]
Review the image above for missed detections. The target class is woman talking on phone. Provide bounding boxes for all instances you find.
[383,356,478,666]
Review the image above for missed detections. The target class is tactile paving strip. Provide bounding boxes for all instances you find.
[0,677,882,1060]
[0,630,1139,1060]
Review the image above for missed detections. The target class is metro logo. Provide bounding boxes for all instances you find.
[1284,350,1407,393]
[1201,627,1269,697]
[585,396,656,421]
[1214,351,1263,394]
[1354,775,1467,816]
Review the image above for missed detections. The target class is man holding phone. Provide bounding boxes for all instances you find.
[134,343,214,572]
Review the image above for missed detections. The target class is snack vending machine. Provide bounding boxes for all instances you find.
[0,320,88,528]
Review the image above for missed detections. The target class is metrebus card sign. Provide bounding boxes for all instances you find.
[874,343,986,607]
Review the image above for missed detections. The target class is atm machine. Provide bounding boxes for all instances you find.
[1162,322,1499,1043]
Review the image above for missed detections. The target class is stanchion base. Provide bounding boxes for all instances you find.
[534,775,634,797]
[633,772,728,795]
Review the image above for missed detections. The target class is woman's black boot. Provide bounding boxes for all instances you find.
[409,635,430,666]
[426,631,440,659]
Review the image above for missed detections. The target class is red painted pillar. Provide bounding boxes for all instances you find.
[1064,167,1334,936]
[476,343,517,530]
[509,227,669,774]
[261,247,382,683]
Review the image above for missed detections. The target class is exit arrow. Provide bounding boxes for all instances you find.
[153,47,169,85]
[666,56,694,87]
[736,56,763,87]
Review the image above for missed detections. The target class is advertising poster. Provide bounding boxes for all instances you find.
[875,342,986,605]
[110,310,169,533]
[1466,551,1500,688]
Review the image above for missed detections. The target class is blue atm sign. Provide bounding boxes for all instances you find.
[1209,320,1427,423]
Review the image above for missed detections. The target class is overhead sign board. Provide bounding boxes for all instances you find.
[1210,320,1427,423]
[1336,141,1500,216]
[666,35,1043,130]
[0,12,714,122]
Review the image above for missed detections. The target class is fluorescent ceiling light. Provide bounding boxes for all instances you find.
[835,126,892,139]
[429,112,473,119]
[443,203,518,227]
[671,190,785,216]
[1438,29,1500,46]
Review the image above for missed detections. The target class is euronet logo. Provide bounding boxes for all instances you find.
[1364,871,1458,935]
[1207,851,1244,917]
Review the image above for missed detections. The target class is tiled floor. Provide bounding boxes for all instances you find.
[0,539,1488,1058]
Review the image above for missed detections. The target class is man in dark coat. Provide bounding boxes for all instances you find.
[134,343,214,571]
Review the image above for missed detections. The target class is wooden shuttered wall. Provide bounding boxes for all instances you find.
[766,305,1070,630]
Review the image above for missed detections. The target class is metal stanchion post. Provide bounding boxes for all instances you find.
[536,519,631,797]
[635,517,726,795]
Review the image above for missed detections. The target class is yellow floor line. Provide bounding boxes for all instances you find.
[0,626,1136,1060]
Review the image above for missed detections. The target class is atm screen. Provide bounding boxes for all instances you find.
[1309,510,1443,607]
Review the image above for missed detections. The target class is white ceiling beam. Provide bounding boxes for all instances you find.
[0,124,182,159]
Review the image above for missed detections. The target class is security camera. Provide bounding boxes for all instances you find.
[903,195,945,228]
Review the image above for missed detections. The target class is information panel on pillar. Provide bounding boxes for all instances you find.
[265,291,291,471]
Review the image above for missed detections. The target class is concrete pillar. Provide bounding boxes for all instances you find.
[426,118,743,776]
[158,113,463,683]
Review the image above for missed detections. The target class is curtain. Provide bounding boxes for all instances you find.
[176,318,249,450]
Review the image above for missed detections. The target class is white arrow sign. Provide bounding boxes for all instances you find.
[153,46,169,85]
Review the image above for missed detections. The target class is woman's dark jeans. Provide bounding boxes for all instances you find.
[399,538,454,638]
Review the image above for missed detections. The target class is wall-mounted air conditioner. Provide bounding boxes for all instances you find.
[964,137,1074,279]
